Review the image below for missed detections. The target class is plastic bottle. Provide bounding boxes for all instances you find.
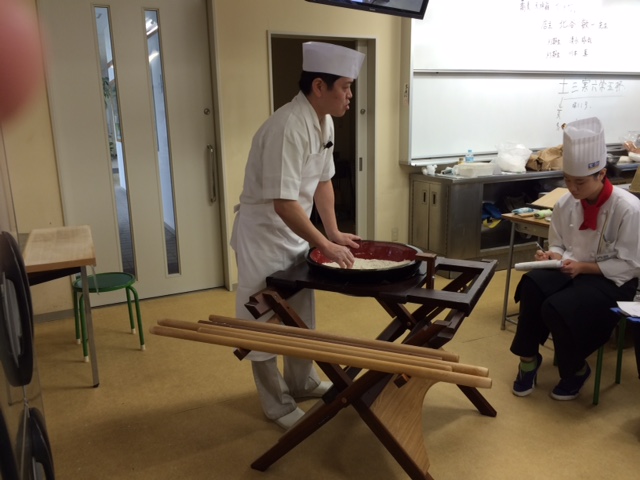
[465,149,474,162]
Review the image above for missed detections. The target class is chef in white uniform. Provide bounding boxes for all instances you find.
[510,117,640,401]
[230,42,365,429]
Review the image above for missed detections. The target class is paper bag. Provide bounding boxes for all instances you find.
[526,145,563,171]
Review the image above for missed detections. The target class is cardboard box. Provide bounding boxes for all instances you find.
[530,187,568,210]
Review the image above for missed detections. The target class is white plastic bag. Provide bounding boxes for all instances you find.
[621,131,640,153]
[495,142,531,173]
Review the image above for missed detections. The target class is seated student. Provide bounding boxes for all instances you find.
[510,117,640,401]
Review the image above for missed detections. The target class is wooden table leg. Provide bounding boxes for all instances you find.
[383,303,497,418]
[458,385,497,417]
[252,369,437,480]
[251,368,389,471]
[80,266,100,387]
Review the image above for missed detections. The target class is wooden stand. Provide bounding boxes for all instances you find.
[152,254,497,479]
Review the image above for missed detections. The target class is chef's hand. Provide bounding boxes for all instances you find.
[327,231,361,249]
[320,242,355,269]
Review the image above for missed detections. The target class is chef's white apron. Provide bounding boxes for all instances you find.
[231,202,315,361]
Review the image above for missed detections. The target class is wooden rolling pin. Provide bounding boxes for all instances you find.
[151,323,492,389]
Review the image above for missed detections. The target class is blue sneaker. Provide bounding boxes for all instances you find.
[550,363,591,401]
[512,353,543,397]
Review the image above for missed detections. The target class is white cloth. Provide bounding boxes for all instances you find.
[231,91,334,360]
[302,41,365,79]
[547,187,640,286]
[562,117,606,176]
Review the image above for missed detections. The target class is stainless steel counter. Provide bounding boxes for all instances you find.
[425,161,637,185]
[410,163,638,271]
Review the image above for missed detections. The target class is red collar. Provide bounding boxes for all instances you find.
[579,177,613,230]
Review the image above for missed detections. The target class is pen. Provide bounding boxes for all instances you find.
[535,241,545,251]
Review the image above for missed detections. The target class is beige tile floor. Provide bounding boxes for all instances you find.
[34,269,640,479]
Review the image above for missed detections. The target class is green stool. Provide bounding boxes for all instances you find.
[72,272,145,362]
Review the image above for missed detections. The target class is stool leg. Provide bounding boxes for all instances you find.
[127,286,145,351]
[125,288,136,334]
[79,294,89,362]
[73,289,81,344]
[592,345,604,405]
[615,318,626,385]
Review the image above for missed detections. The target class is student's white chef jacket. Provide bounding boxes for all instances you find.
[548,187,640,287]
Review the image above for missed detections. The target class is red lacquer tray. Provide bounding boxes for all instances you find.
[306,240,422,283]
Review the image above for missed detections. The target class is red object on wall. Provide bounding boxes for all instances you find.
[0,0,44,122]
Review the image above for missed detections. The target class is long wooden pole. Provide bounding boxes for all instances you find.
[158,318,486,377]
[150,325,492,389]
[205,315,460,361]
[196,324,492,377]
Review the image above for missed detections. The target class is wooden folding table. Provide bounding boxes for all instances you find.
[240,255,497,480]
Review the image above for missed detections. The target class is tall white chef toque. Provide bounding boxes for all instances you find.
[302,41,365,79]
[562,117,607,177]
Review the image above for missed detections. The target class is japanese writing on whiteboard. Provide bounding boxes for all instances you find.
[519,1,610,62]
[555,78,625,131]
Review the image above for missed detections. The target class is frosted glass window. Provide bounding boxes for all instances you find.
[146,10,179,275]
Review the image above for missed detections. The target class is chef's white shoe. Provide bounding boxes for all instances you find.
[274,407,305,430]
[295,381,332,399]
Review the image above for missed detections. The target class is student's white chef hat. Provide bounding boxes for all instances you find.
[562,117,607,177]
[302,42,365,79]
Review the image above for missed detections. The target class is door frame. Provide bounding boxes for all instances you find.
[205,0,232,291]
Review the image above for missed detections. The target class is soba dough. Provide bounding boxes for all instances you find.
[323,258,410,269]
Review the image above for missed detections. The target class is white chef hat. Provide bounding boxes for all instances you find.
[302,42,365,79]
[562,117,607,177]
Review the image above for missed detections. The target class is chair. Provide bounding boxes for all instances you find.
[592,316,627,405]
[72,272,145,361]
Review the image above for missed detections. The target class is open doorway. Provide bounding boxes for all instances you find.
[270,36,358,235]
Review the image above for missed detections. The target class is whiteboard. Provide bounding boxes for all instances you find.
[410,73,640,161]
[413,0,640,73]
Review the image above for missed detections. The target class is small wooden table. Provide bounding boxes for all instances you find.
[500,213,550,330]
[23,225,100,387]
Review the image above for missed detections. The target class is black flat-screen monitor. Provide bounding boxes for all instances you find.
[305,0,429,20]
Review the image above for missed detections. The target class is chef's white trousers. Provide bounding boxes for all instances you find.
[236,288,322,420]
[251,356,321,420]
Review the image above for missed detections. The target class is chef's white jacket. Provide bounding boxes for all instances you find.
[548,187,640,286]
